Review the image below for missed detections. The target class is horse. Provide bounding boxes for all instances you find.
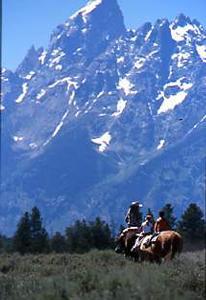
[115,229,183,263]
[132,230,183,263]
[115,227,140,258]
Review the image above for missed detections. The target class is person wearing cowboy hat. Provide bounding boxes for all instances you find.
[125,201,143,227]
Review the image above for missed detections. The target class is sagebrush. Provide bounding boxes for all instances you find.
[0,249,205,300]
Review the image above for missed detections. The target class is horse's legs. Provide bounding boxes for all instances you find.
[134,253,140,262]
[130,248,140,262]
[147,253,161,264]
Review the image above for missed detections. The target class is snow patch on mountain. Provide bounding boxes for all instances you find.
[48,77,78,91]
[134,57,146,70]
[36,89,46,100]
[49,49,65,68]
[157,77,193,114]
[24,71,35,80]
[68,90,76,105]
[91,131,112,152]
[117,56,125,64]
[39,50,47,64]
[118,78,136,96]
[52,110,69,137]
[13,136,24,142]
[196,44,206,62]
[171,51,191,68]
[147,103,153,116]
[112,98,127,117]
[75,111,81,118]
[0,104,5,111]
[70,0,103,23]
[144,28,153,41]
[15,83,28,103]
[157,139,165,150]
[42,87,77,147]
[170,23,201,42]
[186,115,206,136]
[158,90,188,114]
[43,110,70,147]
[55,65,63,71]
[29,143,38,149]
[96,91,105,99]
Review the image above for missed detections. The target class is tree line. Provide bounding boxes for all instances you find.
[0,203,205,255]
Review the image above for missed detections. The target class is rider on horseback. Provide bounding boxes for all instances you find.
[154,210,171,232]
[131,214,154,251]
[140,214,154,234]
[125,201,143,227]
[143,210,171,248]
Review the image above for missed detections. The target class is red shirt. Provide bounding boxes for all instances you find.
[154,217,170,232]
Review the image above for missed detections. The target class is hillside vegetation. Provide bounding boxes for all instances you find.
[0,250,205,300]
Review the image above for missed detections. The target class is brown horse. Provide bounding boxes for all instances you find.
[132,231,183,263]
[115,229,183,263]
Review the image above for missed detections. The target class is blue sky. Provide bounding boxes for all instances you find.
[3,0,206,71]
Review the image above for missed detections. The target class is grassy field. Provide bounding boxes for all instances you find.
[0,249,205,300]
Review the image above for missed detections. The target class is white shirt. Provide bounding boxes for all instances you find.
[141,220,153,233]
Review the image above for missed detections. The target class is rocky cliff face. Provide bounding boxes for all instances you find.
[1,0,206,234]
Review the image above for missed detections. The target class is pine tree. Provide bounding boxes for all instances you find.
[50,232,67,253]
[178,203,205,241]
[74,219,92,253]
[65,224,76,253]
[162,203,176,229]
[65,218,113,253]
[66,220,91,253]
[13,212,32,254]
[30,207,49,253]
[1,236,13,253]
[90,217,112,250]
[0,234,3,252]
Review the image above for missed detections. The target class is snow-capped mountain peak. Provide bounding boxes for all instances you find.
[174,13,192,27]
[1,1,206,234]
[170,14,205,43]
[70,0,104,22]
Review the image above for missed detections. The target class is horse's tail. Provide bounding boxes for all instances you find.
[171,232,183,259]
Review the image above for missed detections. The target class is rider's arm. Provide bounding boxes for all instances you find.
[154,221,158,233]
[125,208,130,222]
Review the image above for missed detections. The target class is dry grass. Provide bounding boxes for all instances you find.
[0,249,205,300]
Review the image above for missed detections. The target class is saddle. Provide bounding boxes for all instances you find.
[131,232,160,253]
[144,233,159,248]
[132,234,151,250]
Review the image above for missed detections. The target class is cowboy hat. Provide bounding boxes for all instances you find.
[131,201,143,207]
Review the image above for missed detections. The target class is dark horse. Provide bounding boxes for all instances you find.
[115,229,183,263]
[115,227,140,257]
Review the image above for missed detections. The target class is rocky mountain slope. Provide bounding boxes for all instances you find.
[1,0,206,234]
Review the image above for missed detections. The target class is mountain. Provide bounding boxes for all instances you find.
[1,0,206,235]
